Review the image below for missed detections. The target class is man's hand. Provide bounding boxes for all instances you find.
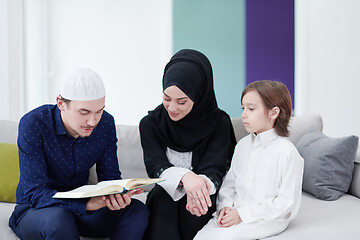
[86,188,143,211]
[217,207,242,227]
[104,188,143,210]
[181,172,212,215]
[86,196,107,211]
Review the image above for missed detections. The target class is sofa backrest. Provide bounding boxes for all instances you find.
[0,120,18,144]
[108,113,325,182]
[230,113,323,145]
[4,114,360,199]
[116,125,147,179]
[88,124,147,184]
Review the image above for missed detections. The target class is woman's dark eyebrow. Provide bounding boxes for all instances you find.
[177,97,188,100]
[163,92,188,100]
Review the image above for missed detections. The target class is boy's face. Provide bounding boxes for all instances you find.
[241,90,274,135]
[57,96,105,138]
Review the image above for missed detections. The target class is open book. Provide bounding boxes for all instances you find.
[53,178,163,199]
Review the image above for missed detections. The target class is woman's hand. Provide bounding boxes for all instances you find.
[217,207,242,227]
[86,188,143,211]
[181,172,212,215]
[186,194,201,216]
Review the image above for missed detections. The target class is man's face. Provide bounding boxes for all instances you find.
[57,96,105,138]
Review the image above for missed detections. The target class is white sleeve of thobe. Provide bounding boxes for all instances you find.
[216,144,240,211]
[216,165,237,211]
[158,166,191,201]
[237,151,304,224]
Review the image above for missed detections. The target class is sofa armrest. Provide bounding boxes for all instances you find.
[349,162,360,198]
[0,120,18,144]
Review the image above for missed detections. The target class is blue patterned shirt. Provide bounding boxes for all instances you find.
[15,104,121,215]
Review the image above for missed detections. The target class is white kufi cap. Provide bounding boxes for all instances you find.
[60,68,106,101]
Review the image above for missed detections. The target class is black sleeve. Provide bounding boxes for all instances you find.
[194,115,235,190]
[139,116,173,178]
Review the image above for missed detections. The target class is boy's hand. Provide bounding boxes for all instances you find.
[217,207,242,227]
[217,206,231,226]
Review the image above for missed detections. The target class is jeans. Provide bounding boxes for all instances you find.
[9,199,149,240]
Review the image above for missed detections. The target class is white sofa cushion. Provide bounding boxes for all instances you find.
[266,192,360,240]
[0,203,17,240]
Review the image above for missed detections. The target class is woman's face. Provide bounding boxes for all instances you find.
[163,85,194,121]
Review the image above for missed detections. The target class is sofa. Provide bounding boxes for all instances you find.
[1,113,360,240]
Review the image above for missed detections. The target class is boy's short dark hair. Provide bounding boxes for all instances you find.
[241,80,292,137]
[59,95,71,104]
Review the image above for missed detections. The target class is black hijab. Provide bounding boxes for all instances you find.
[148,49,235,153]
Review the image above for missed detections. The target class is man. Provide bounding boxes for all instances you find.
[9,68,148,240]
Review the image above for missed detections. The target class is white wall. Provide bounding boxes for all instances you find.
[295,0,360,138]
[3,0,360,139]
[25,0,172,125]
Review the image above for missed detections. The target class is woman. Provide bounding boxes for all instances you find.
[139,49,236,240]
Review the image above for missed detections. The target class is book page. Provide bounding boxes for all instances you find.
[125,178,164,190]
[53,181,127,198]
[96,179,130,187]
[53,178,164,199]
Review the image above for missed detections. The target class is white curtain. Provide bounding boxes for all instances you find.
[0,0,26,122]
[23,0,49,111]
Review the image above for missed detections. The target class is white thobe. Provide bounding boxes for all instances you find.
[195,129,304,240]
[157,147,216,201]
